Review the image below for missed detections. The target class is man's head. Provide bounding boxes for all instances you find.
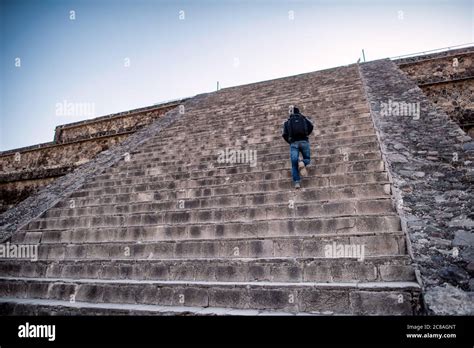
[293,106,300,114]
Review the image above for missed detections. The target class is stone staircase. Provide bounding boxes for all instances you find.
[0,64,421,315]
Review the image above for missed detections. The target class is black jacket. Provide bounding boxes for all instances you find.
[282,113,314,144]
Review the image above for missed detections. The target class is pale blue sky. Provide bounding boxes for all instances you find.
[0,0,472,151]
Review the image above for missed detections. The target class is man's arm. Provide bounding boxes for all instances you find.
[282,121,290,144]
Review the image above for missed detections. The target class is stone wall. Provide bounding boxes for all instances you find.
[359,59,474,315]
[0,101,185,213]
[54,103,178,143]
[421,80,474,137]
[395,47,474,136]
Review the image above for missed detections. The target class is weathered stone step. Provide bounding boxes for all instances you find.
[59,175,390,209]
[136,139,379,167]
[219,79,363,92]
[166,108,368,131]
[91,140,382,183]
[78,151,381,190]
[0,256,415,283]
[137,122,376,157]
[132,124,374,155]
[85,162,386,192]
[42,193,394,221]
[0,277,421,315]
[80,157,383,192]
[89,151,382,186]
[0,297,316,316]
[136,139,380,162]
[166,101,368,125]
[25,199,397,230]
[79,171,390,207]
[97,141,382,183]
[206,88,363,103]
[13,233,406,261]
[143,133,378,156]
[46,185,391,217]
[98,158,385,185]
[172,99,368,118]
[196,87,365,101]
[167,99,367,119]
[146,119,375,142]
[165,117,374,140]
[162,110,370,134]
[20,215,401,240]
[88,167,389,197]
[115,148,380,175]
[151,122,375,148]
[197,85,364,101]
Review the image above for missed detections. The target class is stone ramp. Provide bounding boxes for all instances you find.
[0,64,421,315]
[359,59,473,315]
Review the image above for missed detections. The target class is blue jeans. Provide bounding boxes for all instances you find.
[290,140,311,183]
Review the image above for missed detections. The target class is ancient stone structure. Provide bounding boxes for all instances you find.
[0,101,185,213]
[395,47,474,137]
[360,59,473,315]
[0,47,472,315]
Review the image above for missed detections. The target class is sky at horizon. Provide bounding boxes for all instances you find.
[0,0,473,151]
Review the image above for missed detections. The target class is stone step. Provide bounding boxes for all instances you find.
[146,131,375,159]
[105,145,381,171]
[0,297,316,315]
[162,111,371,132]
[168,101,369,121]
[69,169,389,204]
[169,108,368,129]
[12,232,406,260]
[87,151,382,187]
[166,102,367,120]
[97,158,385,185]
[91,140,382,182]
[141,134,378,156]
[115,148,381,175]
[0,277,421,315]
[95,140,382,182]
[208,90,365,103]
[131,123,374,159]
[147,124,375,149]
[165,102,368,125]
[133,140,379,168]
[45,186,391,217]
[81,169,390,200]
[146,117,373,138]
[195,87,364,101]
[70,171,390,208]
[41,196,395,223]
[163,112,371,134]
[191,89,365,102]
[20,215,401,240]
[0,256,415,283]
[135,139,380,162]
[25,199,398,230]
